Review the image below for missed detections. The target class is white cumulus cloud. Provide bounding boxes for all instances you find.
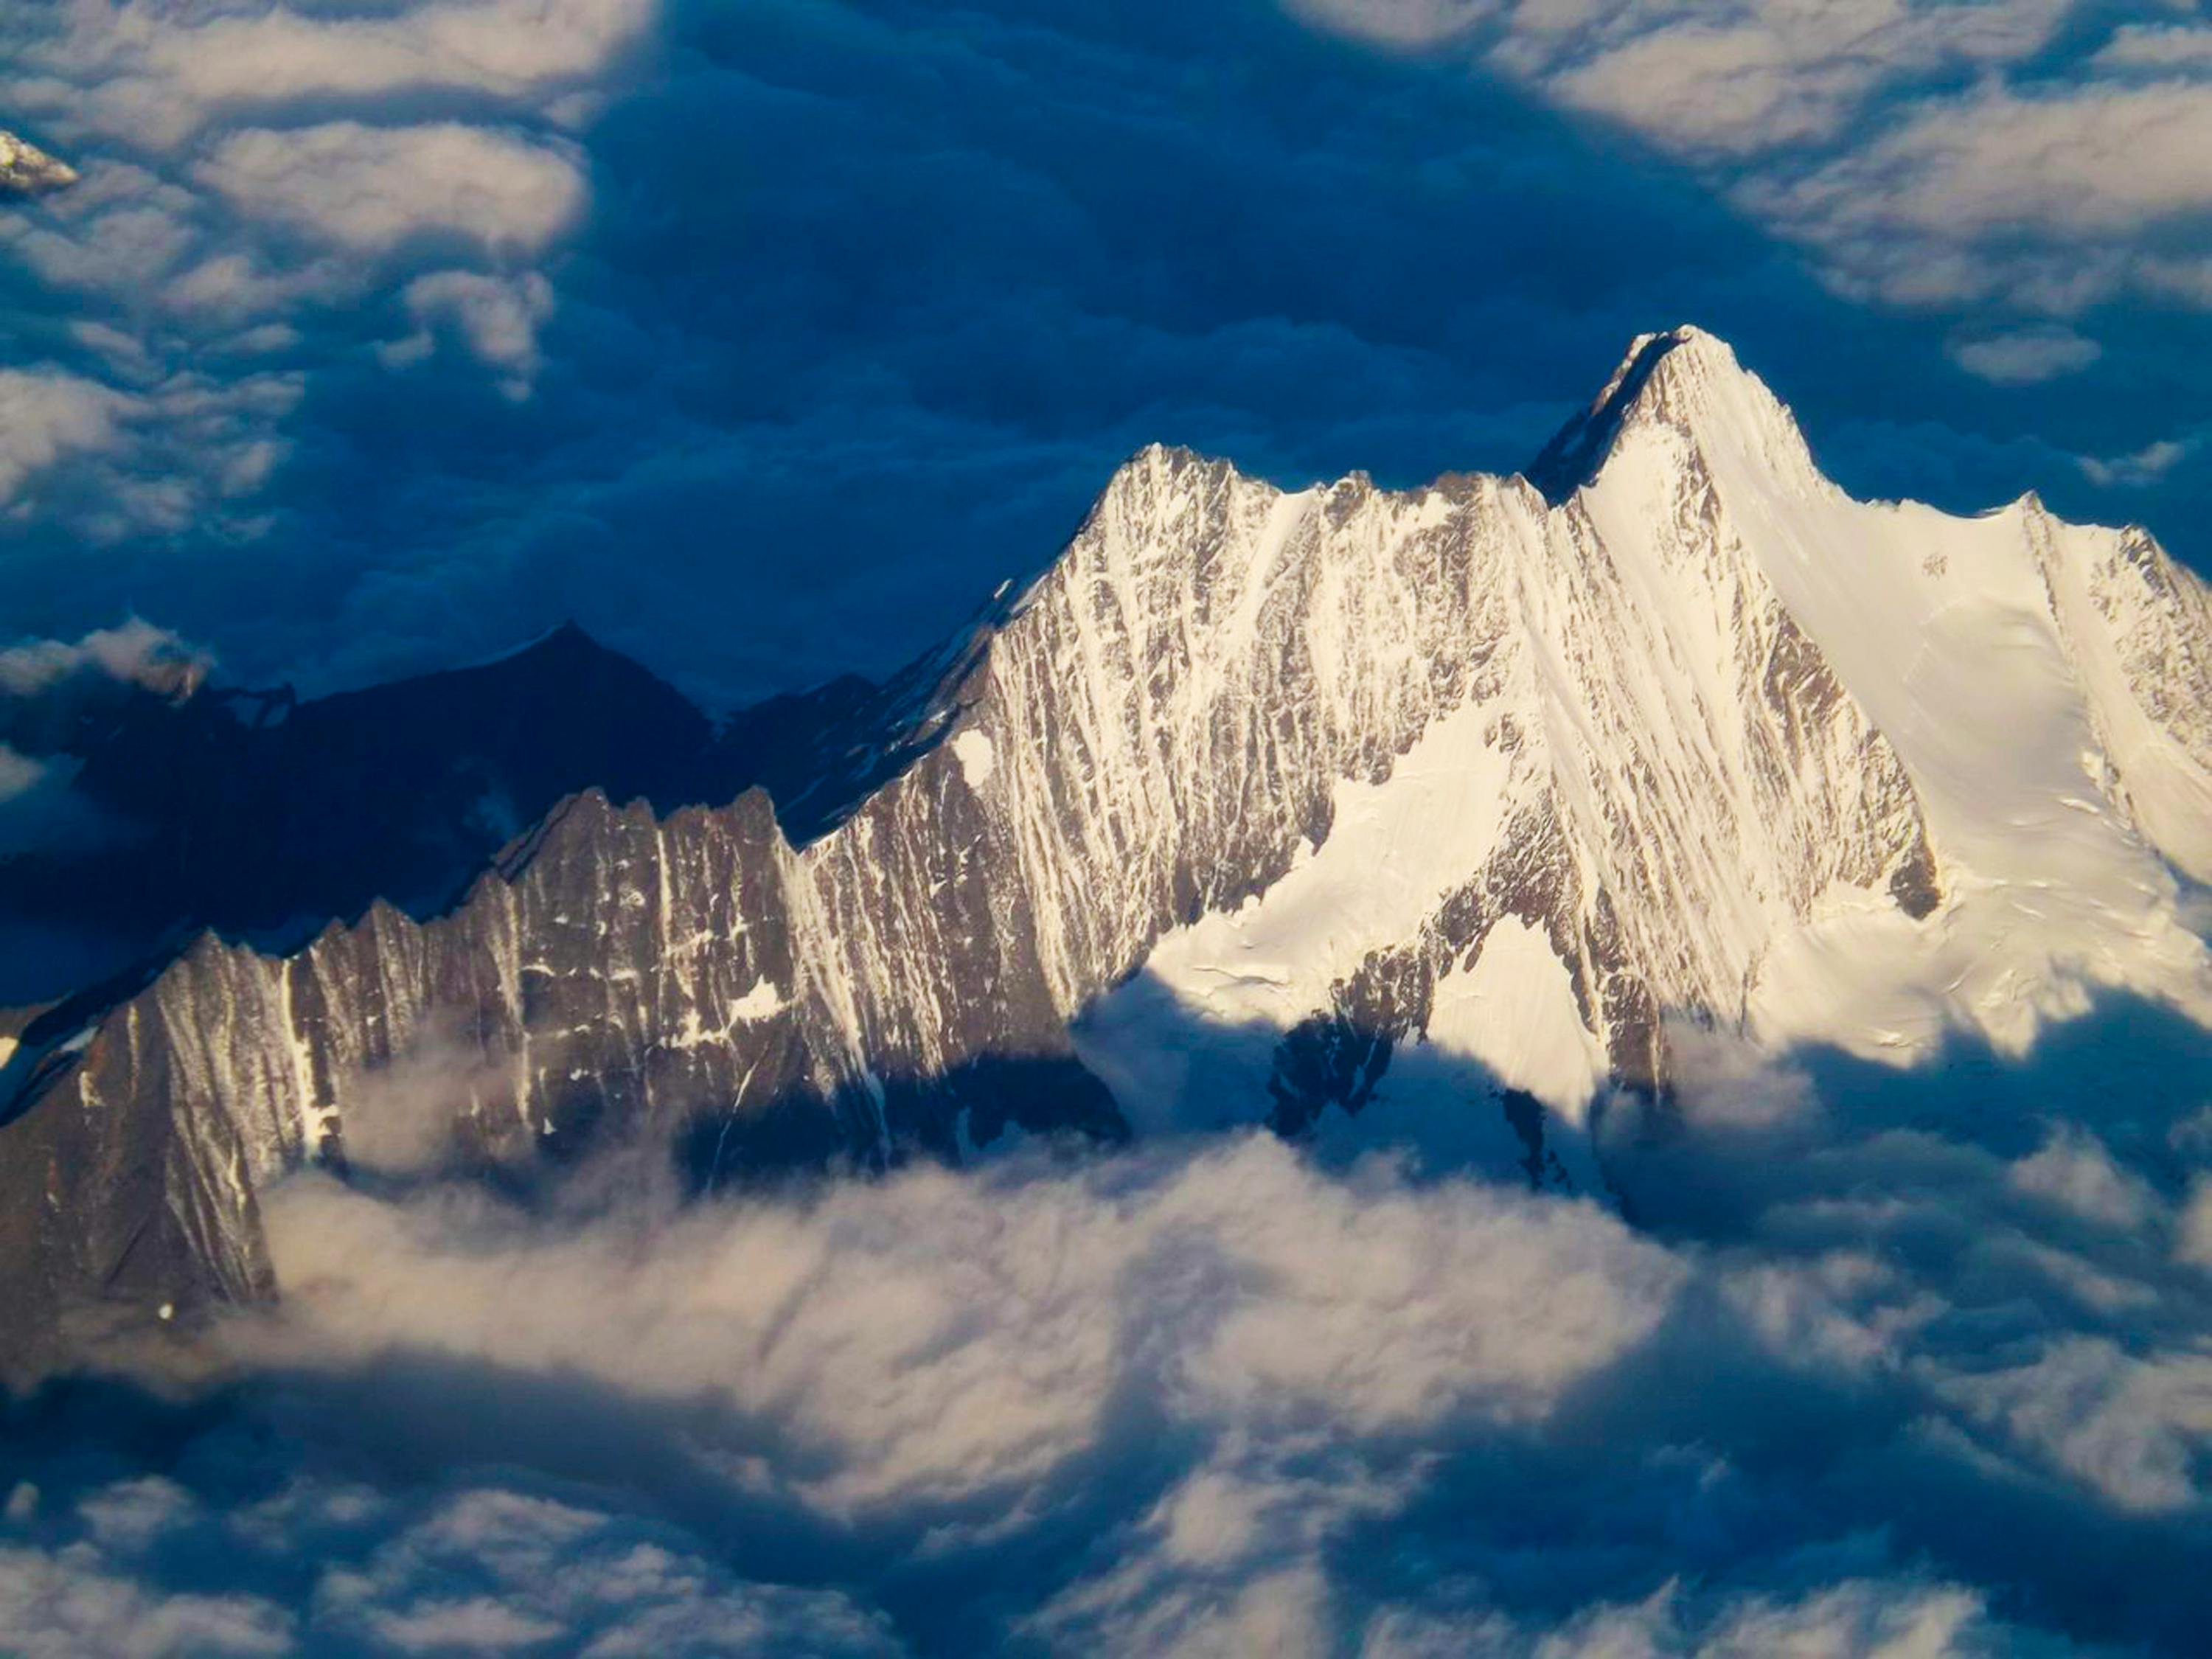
[386,269,559,398]
[2079,436,2197,489]
[2,0,657,151]
[195,122,586,259]
[13,1004,2203,1658]
[0,0,653,521]
[0,366,134,503]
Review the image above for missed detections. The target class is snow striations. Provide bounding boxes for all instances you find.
[4,326,2211,1369]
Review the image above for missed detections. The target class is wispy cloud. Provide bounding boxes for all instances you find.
[195,123,587,258]
[2080,435,2198,487]
[1947,326,2102,386]
[0,366,134,501]
[383,269,559,400]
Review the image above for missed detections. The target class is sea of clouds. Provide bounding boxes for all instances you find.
[7,1004,2212,1656]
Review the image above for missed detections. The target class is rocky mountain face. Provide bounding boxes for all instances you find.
[6,327,2211,1375]
[0,618,995,1008]
[0,625,711,1008]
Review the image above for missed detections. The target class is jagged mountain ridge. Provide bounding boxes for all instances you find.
[0,616,998,1009]
[6,326,2211,1371]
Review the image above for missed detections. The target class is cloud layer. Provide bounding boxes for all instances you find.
[0,0,643,670]
[10,993,2212,1655]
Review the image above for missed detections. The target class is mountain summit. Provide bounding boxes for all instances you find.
[4,327,2210,1373]
[0,130,77,196]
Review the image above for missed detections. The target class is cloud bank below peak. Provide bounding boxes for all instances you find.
[13,997,2212,1655]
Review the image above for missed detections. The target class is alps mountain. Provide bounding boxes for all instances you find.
[5,326,2211,1375]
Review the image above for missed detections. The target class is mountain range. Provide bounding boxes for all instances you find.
[5,324,2210,1377]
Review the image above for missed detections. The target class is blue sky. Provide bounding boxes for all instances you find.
[1,0,2209,707]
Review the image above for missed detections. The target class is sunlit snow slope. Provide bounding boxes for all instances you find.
[1080,329,2212,1135]
[5,327,2211,1364]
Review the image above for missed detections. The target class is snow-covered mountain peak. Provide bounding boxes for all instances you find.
[1013,327,2212,1127]
[0,130,78,196]
[1545,335,2212,1059]
[1530,323,1825,510]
